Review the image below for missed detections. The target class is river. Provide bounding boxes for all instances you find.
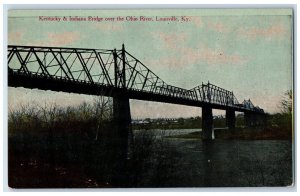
[133,128,293,187]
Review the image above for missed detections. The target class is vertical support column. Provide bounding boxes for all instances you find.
[121,44,126,88]
[244,112,257,127]
[226,109,235,129]
[113,48,119,87]
[262,114,268,127]
[202,106,213,140]
[252,114,257,126]
[110,44,131,186]
[256,113,268,127]
[244,112,251,127]
[111,93,131,186]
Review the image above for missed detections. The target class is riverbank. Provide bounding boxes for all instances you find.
[166,126,292,140]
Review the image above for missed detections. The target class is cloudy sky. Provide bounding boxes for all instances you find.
[8,9,293,118]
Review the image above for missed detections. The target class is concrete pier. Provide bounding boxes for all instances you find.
[202,106,213,140]
[244,112,256,127]
[226,109,236,129]
[111,93,131,186]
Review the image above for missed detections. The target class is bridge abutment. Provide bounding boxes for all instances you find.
[202,106,213,140]
[226,109,236,129]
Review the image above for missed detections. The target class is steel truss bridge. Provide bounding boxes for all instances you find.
[8,45,264,114]
[8,44,267,183]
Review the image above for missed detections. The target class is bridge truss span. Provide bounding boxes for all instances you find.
[7,44,264,114]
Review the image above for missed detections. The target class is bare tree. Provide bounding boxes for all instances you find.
[280,90,292,114]
[93,95,113,141]
[39,102,59,128]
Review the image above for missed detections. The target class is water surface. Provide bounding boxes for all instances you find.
[134,129,293,187]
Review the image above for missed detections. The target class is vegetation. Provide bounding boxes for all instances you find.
[271,90,293,131]
[8,98,113,187]
[262,89,293,140]
[8,98,179,188]
[8,90,293,187]
[133,114,246,130]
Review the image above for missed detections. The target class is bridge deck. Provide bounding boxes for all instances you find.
[8,71,262,113]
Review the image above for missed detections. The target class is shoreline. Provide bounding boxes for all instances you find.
[165,127,292,140]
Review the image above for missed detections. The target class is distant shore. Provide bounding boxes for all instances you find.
[166,127,292,140]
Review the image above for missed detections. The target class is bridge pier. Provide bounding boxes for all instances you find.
[244,112,256,127]
[202,106,213,140]
[226,109,235,129]
[111,93,132,186]
[256,113,267,127]
[244,112,268,127]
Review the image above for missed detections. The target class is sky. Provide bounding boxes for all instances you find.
[7,9,293,118]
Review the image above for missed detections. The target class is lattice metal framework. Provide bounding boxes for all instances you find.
[8,45,264,113]
[190,82,240,106]
[242,99,264,112]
